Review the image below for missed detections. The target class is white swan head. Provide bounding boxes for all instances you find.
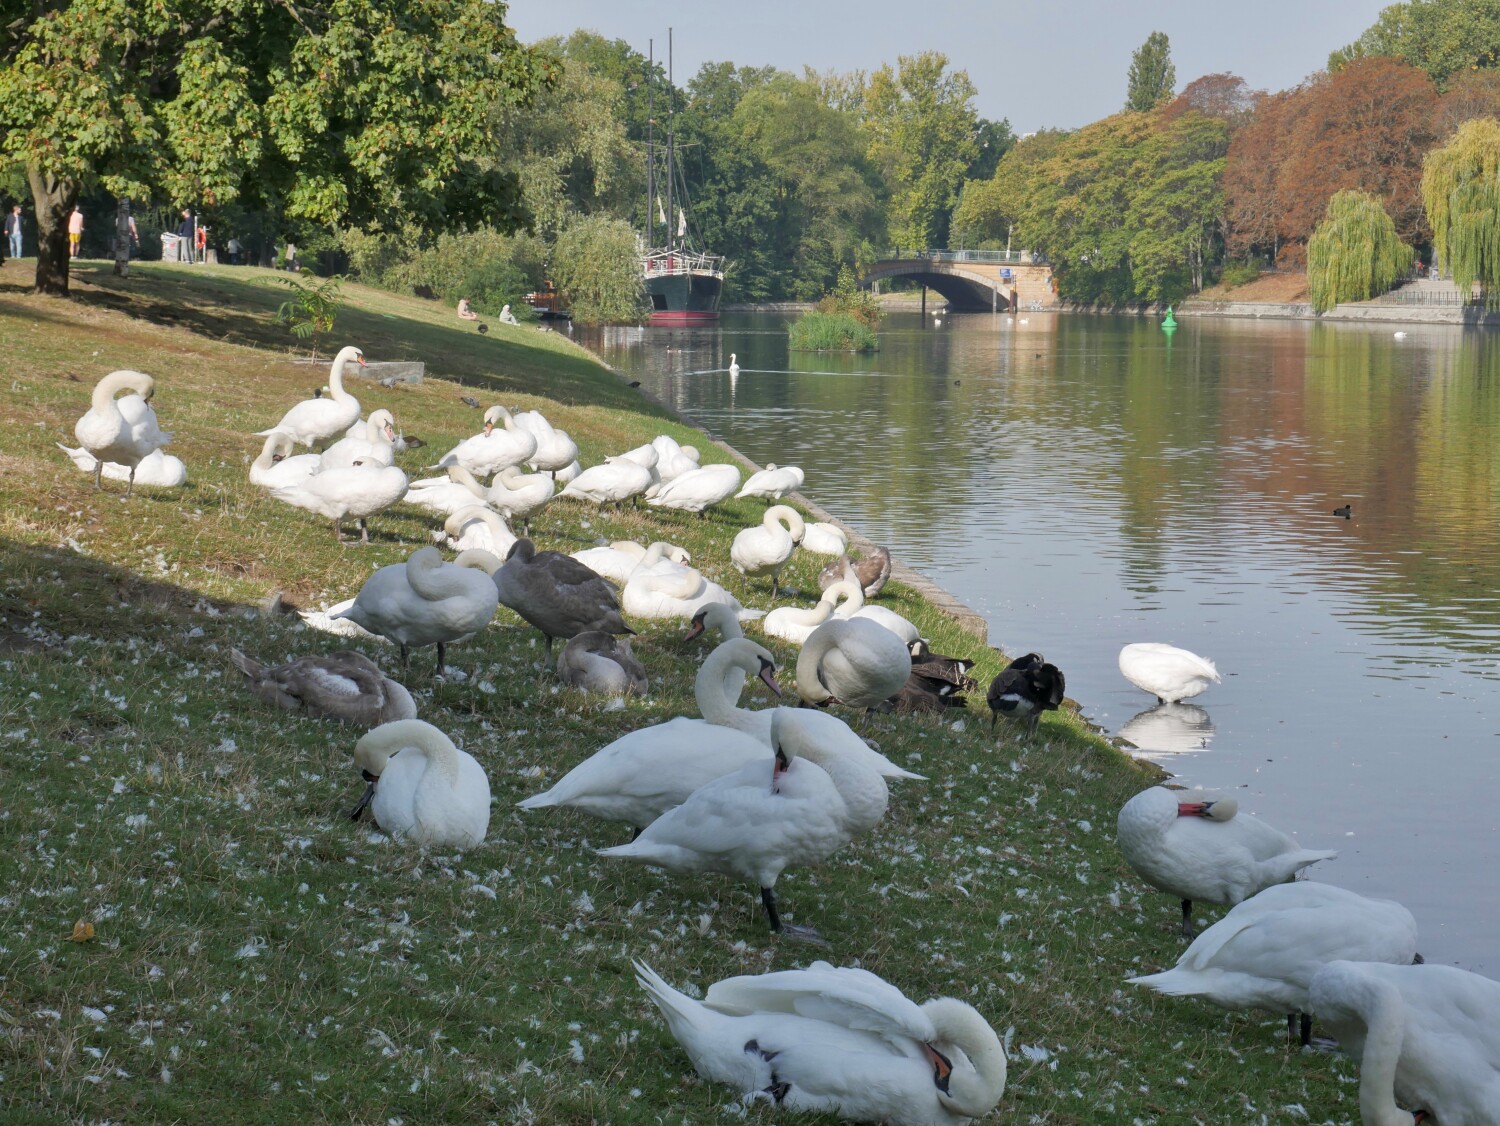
[699,638,780,703]
[685,601,741,642]
[354,718,455,777]
[368,408,396,442]
[920,997,1008,1117]
[481,404,510,435]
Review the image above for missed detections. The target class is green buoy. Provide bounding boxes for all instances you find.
[1162,305,1177,330]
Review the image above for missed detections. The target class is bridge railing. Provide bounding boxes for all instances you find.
[880,248,1047,265]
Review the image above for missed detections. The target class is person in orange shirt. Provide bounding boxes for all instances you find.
[67,206,83,258]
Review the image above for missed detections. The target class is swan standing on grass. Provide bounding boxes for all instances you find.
[795,617,911,710]
[228,648,416,725]
[599,707,890,941]
[511,408,579,474]
[320,409,397,470]
[73,370,172,496]
[492,538,632,662]
[736,463,804,500]
[647,463,742,515]
[434,505,517,557]
[732,504,806,597]
[1128,881,1419,1046]
[348,719,490,849]
[1311,959,1500,1125]
[256,345,364,448]
[1119,642,1221,703]
[651,434,701,481]
[559,455,655,507]
[555,631,649,696]
[271,461,409,543]
[634,960,1007,1126]
[483,465,555,533]
[405,465,493,516]
[58,444,186,488]
[518,640,783,832]
[333,547,500,674]
[433,405,537,476]
[250,430,321,489]
[1116,786,1338,938]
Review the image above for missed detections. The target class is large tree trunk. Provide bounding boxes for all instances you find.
[114,196,131,278]
[28,167,77,297]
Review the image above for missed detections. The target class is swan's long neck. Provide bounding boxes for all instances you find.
[93,371,152,412]
[792,738,888,832]
[357,720,461,787]
[254,431,292,470]
[327,351,359,403]
[453,548,502,576]
[696,646,756,730]
[447,508,509,543]
[925,1000,1008,1118]
[824,579,863,615]
[1349,978,1415,1126]
[766,504,805,541]
[795,627,838,704]
[700,602,744,641]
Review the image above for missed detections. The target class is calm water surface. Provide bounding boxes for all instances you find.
[582,311,1500,973]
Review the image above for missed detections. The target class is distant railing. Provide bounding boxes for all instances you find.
[880,248,1047,265]
[643,248,726,278]
[1384,279,1484,306]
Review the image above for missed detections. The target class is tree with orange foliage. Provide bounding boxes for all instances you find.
[1161,73,1262,128]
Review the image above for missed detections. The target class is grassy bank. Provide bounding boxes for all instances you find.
[0,259,1362,1123]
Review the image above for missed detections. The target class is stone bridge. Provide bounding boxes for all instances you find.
[863,250,1055,313]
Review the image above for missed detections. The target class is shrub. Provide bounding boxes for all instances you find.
[788,311,879,352]
[551,214,645,324]
[815,265,883,327]
[358,228,548,310]
[1218,260,1261,289]
[274,270,344,358]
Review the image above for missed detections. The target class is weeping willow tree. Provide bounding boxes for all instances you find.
[1423,117,1500,306]
[1307,190,1414,313]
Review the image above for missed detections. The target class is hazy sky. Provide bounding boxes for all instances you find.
[507,0,1393,133]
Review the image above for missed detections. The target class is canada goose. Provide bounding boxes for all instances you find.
[986,652,1065,736]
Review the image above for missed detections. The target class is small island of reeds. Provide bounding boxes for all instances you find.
[788,268,881,352]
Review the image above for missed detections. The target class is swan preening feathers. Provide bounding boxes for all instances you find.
[1119,643,1221,704]
[349,719,490,849]
[635,960,1007,1125]
[73,370,173,495]
[229,648,416,725]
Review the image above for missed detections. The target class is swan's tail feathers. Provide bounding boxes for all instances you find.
[633,960,715,1040]
[887,766,928,781]
[228,647,264,682]
[516,788,558,811]
[1126,968,1207,997]
[736,608,767,622]
[1275,849,1339,885]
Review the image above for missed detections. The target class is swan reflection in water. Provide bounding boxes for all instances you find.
[1118,702,1216,756]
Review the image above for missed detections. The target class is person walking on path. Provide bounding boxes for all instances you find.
[5,206,22,258]
[67,207,83,258]
[195,222,207,263]
[176,209,195,263]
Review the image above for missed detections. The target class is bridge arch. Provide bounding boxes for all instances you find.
[861,251,1052,313]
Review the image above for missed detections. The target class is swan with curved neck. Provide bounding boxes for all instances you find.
[830,578,920,644]
[622,544,752,623]
[256,346,364,448]
[270,460,408,542]
[250,430,321,488]
[731,504,807,597]
[73,370,172,496]
[437,504,516,557]
[795,616,911,709]
[635,960,1006,1122]
[321,409,397,470]
[350,719,490,849]
[763,580,861,645]
[735,463,804,500]
[510,408,579,473]
[434,404,538,476]
[600,706,889,940]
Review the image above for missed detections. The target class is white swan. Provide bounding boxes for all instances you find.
[651,434,701,481]
[555,631,648,696]
[599,707,889,940]
[1310,959,1500,1125]
[1393,330,1408,341]
[728,353,740,376]
[554,458,582,484]
[635,960,1007,1124]
[800,521,849,556]
[832,579,921,644]
[558,456,655,506]
[484,464,554,532]
[511,408,579,473]
[796,617,911,709]
[736,463,804,500]
[493,538,632,660]
[58,443,185,488]
[621,545,755,623]
[1116,786,1338,937]
[256,346,364,448]
[333,546,500,673]
[229,648,415,725]
[349,719,489,849]
[73,370,172,495]
[433,405,537,476]
[1128,881,1419,1045]
[571,540,691,585]
[517,639,783,830]
[271,462,409,542]
[249,430,321,489]
[1119,642,1221,703]
[763,580,860,645]
[434,505,517,557]
[404,465,491,516]
[297,598,384,641]
[647,463,742,515]
[320,409,396,470]
[732,504,806,597]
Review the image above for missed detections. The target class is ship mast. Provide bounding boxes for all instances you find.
[645,39,655,250]
[665,28,675,253]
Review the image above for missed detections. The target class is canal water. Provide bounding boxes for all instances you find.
[583,310,1500,974]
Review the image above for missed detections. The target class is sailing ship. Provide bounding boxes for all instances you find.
[642,34,724,326]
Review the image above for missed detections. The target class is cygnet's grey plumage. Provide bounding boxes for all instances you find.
[817,547,892,599]
[494,538,633,659]
[229,648,416,725]
[556,631,648,695]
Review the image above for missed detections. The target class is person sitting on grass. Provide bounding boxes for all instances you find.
[457,297,479,321]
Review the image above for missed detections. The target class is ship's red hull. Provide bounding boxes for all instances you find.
[648,309,720,326]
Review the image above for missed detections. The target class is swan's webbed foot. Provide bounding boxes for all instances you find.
[761,887,830,946]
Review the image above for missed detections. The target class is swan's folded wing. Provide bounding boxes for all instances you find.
[705,963,935,1049]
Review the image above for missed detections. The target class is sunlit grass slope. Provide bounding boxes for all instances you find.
[0,259,1365,1123]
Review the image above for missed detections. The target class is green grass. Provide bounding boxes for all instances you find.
[788,311,880,353]
[0,257,1367,1123]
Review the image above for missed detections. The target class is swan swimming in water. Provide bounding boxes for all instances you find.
[1116,786,1338,937]
[256,346,364,448]
[634,959,1007,1124]
[349,719,490,849]
[73,370,173,496]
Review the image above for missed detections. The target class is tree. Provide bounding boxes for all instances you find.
[0,0,551,296]
[862,52,979,250]
[951,130,1066,248]
[1307,190,1414,312]
[1161,73,1261,128]
[1126,31,1176,112]
[1331,0,1500,88]
[1128,112,1229,300]
[1423,117,1500,301]
[551,214,644,323]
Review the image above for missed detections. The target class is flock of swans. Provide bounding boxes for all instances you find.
[66,350,1497,1124]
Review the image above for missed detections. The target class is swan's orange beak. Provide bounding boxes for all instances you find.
[683,615,706,642]
[922,1043,953,1094]
[384,423,395,442]
[356,353,367,366]
[1177,801,1211,817]
[484,422,494,436]
[758,658,781,697]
